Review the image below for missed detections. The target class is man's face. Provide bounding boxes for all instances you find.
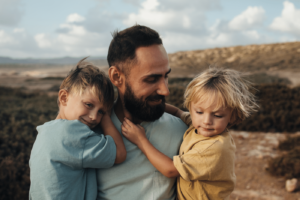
[123,44,170,121]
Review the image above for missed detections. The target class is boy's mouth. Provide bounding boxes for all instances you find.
[201,127,214,131]
[80,118,96,128]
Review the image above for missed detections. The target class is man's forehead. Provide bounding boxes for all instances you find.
[131,44,170,76]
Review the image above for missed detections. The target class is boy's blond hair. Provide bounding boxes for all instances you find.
[59,58,114,109]
[184,67,258,126]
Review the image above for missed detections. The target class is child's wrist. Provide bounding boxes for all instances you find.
[137,136,149,150]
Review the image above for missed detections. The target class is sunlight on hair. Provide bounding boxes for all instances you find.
[184,67,259,126]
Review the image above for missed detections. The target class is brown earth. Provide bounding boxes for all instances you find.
[230,131,300,200]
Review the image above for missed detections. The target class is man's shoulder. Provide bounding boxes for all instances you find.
[150,112,188,132]
[158,112,186,124]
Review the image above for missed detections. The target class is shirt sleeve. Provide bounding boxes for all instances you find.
[180,112,192,126]
[173,140,227,182]
[82,133,117,169]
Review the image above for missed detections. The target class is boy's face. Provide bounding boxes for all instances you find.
[190,99,232,137]
[62,88,106,129]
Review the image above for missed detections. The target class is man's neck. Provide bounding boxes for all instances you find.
[114,96,142,124]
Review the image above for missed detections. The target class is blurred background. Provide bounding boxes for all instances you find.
[1,0,300,199]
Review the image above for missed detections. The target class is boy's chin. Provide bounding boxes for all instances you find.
[197,129,219,137]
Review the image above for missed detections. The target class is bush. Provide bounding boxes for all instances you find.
[0,87,57,200]
[266,136,300,179]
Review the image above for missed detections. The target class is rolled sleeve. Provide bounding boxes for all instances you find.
[82,134,116,169]
[173,150,210,182]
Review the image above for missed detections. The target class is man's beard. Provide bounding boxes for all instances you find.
[124,82,166,122]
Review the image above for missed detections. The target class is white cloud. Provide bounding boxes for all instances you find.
[123,0,219,34]
[0,30,15,45]
[269,1,300,36]
[30,13,112,57]
[228,6,265,31]
[66,13,85,23]
[0,0,24,26]
[35,34,52,48]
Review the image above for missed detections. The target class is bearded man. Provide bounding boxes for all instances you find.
[96,25,188,200]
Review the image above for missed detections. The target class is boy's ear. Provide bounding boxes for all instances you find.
[108,66,124,87]
[58,89,69,106]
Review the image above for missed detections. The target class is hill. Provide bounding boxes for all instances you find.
[169,41,300,72]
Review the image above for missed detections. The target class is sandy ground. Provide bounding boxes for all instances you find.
[267,70,300,87]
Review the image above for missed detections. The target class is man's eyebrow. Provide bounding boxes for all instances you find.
[144,68,172,78]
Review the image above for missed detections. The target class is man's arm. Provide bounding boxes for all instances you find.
[165,103,184,119]
[100,113,126,164]
[121,118,180,178]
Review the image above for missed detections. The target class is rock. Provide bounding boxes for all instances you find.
[257,154,264,159]
[286,178,299,192]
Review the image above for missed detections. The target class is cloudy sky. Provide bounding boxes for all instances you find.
[1,0,300,58]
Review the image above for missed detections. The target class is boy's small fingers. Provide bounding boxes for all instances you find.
[121,124,127,131]
[123,120,131,128]
[124,118,134,126]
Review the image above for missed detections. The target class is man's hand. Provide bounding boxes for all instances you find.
[121,118,147,146]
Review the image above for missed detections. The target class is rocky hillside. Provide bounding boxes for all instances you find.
[169,41,300,72]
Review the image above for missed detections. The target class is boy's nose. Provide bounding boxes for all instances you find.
[89,111,98,121]
[203,114,213,125]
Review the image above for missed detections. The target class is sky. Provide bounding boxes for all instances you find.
[1,0,300,58]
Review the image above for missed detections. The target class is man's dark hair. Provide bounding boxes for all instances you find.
[107,24,163,72]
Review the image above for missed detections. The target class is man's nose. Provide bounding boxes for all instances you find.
[157,78,170,97]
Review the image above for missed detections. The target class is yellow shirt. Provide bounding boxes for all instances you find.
[173,112,236,200]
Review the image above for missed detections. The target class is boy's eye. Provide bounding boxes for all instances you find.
[214,115,223,118]
[85,103,93,108]
[98,110,105,114]
[196,111,203,114]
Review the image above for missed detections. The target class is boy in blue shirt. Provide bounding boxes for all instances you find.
[29,58,126,200]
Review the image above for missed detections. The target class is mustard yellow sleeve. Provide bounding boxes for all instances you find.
[180,112,192,126]
[173,149,209,181]
[173,139,234,182]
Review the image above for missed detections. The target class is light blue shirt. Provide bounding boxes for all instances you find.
[29,119,116,200]
[96,111,188,200]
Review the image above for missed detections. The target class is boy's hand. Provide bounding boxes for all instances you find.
[100,109,112,127]
[121,118,147,146]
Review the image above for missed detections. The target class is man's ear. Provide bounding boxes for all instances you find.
[108,66,124,87]
[58,89,69,106]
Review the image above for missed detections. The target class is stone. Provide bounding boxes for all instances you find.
[286,178,299,192]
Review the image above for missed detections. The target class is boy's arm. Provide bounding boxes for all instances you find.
[100,113,126,164]
[165,103,184,118]
[121,118,180,178]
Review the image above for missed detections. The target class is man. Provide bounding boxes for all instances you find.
[96,25,188,200]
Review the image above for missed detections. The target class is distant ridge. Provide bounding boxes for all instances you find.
[169,41,300,72]
[0,56,108,66]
